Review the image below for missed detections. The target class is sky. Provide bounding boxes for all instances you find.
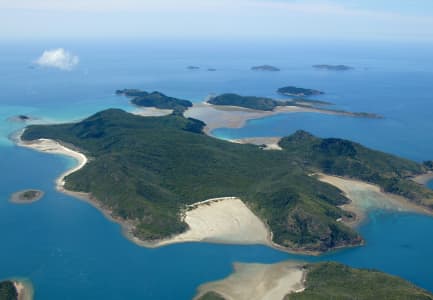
[1,0,433,42]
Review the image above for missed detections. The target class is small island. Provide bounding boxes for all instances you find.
[116,89,193,114]
[251,65,280,72]
[187,66,200,70]
[8,115,37,123]
[277,86,324,97]
[10,189,44,204]
[313,64,354,71]
[207,68,216,72]
[0,279,33,300]
[195,262,433,300]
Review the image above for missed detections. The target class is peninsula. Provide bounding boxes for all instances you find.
[206,93,382,119]
[10,189,44,204]
[251,65,280,71]
[195,262,433,300]
[0,280,33,300]
[277,86,324,97]
[20,108,433,253]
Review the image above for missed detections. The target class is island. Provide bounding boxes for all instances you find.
[116,89,192,114]
[8,115,37,123]
[195,262,433,300]
[20,108,433,253]
[277,86,324,97]
[207,68,217,72]
[251,65,280,72]
[313,64,354,71]
[187,66,200,70]
[206,93,382,119]
[10,189,44,204]
[0,280,33,300]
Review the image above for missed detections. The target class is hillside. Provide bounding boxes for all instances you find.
[0,281,17,300]
[288,262,433,300]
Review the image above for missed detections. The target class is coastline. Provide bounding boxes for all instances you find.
[412,172,433,185]
[194,261,306,300]
[317,174,433,227]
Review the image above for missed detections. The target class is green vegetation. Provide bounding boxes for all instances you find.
[0,281,17,300]
[279,131,433,208]
[21,109,432,252]
[313,64,354,71]
[277,86,324,97]
[423,161,433,170]
[116,89,192,114]
[196,291,226,300]
[251,65,280,71]
[11,189,44,203]
[288,262,433,300]
[208,93,289,111]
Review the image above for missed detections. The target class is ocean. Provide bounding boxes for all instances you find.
[1,39,433,299]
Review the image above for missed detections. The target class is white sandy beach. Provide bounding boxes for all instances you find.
[145,197,271,247]
[231,137,282,150]
[131,107,173,117]
[17,134,88,190]
[412,172,433,185]
[318,174,433,226]
[194,261,306,300]
[13,280,34,300]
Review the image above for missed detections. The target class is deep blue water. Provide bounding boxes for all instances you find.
[1,40,433,299]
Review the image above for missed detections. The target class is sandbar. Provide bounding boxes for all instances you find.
[194,261,306,300]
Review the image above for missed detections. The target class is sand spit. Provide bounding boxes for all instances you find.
[141,197,271,247]
[318,174,433,227]
[12,279,34,300]
[194,261,306,300]
[131,107,173,117]
[184,102,331,135]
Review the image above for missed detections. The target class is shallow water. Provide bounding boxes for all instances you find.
[1,40,433,298]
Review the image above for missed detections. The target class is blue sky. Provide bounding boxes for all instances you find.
[1,0,433,41]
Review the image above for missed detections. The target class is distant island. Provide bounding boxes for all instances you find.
[195,262,433,300]
[187,66,200,70]
[21,108,433,253]
[116,89,192,114]
[313,64,354,71]
[207,68,216,72]
[277,86,324,97]
[207,93,382,119]
[10,189,44,204]
[251,65,280,72]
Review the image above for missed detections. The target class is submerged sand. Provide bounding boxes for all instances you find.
[139,197,271,247]
[318,174,433,227]
[184,102,331,135]
[194,261,306,300]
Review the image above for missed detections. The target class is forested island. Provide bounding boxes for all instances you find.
[196,262,433,300]
[10,189,44,204]
[116,89,192,114]
[251,65,280,71]
[21,108,433,253]
[277,86,324,97]
[313,64,354,71]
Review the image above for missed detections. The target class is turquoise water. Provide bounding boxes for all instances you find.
[1,40,433,299]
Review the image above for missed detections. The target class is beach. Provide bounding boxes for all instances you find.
[318,174,433,227]
[194,261,306,300]
[136,197,272,247]
[412,172,433,185]
[13,280,34,300]
[131,107,173,117]
[231,137,282,150]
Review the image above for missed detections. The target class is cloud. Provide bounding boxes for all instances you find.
[35,48,79,70]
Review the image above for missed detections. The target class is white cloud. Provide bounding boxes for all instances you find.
[35,48,79,70]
